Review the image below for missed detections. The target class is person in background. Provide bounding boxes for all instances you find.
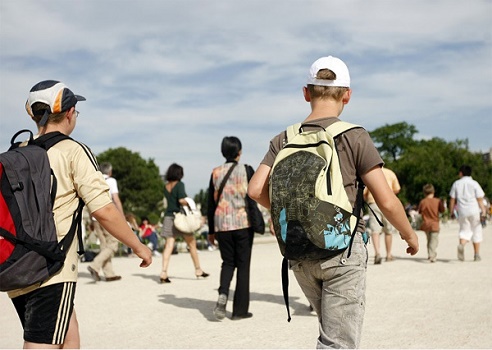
[364,167,401,264]
[449,165,487,262]
[139,216,161,256]
[159,163,209,283]
[418,184,445,262]
[88,162,124,282]
[207,136,256,321]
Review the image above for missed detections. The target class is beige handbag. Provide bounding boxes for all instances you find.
[174,197,202,233]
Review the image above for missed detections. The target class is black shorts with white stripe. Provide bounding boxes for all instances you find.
[12,282,76,345]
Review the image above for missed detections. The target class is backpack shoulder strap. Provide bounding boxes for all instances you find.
[326,121,362,138]
[34,132,72,150]
[34,132,99,172]
[285,123,302,143]
[33,132,87,256]
[216,163,237,205]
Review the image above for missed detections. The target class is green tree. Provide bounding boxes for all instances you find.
[369,122,417,162]
[194,189,209,216]
[389,137,491,206]
[97,147,164,223]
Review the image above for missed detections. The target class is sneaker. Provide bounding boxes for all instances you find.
[213,294,227,321]
[474,254,481,262]
[457,244,465,261]
[87,266,101,282]
[374,254,382,265]
[153,251,161,257]
[105,276,122,282]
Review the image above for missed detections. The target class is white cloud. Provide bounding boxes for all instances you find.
[1,0,491,196]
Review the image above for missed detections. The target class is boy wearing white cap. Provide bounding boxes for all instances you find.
[9,80,152,348]
[248,57,418,348]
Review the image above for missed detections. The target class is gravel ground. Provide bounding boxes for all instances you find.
[1,220,491,349]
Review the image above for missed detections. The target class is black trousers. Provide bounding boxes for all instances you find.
[216,228,254,316]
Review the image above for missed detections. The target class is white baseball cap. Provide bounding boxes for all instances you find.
[26,80,86,126]
[307,56,350,88]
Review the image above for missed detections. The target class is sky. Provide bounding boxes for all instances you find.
[1,0,491,197]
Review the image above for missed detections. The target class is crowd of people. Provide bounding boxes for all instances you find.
[5,55,489,349]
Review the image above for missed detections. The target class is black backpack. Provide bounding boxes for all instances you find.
[0,130,84,292]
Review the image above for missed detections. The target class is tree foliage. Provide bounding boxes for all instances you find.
[371,125,492,206]
[194,189,209,216]
[97,147,164,223]
[369,122,417,162]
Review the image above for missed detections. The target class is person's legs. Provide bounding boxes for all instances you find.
[470,214,483,261]
[425,232,432,259]
[320,234,367,348]
[384,233,393,260]
[160,216,176,281]
[458,215,473,261]
[473,242,481,260]
[147,232,159,252]
[161,236,175,279]
[231,229,254,317]
[293,233,368,348]
[88,221,107,274]
[61,310,80,349]
[368,203,382,264]
[382,217,396,261]
[182,234,206,276]
[428,232,439,262]
[89,223,118,278]
[370,232,382,264]
[100,231,119,278]
[214,231,235,320]
[216,231,235,296]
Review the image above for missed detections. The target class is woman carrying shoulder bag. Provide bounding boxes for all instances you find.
[160,163,209,283]
[207,137,255,321]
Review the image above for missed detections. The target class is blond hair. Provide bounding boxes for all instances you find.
[307,69,349,101]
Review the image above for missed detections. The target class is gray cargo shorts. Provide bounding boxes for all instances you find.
[290,232,368,349]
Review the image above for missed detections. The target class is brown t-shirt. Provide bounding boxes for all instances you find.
[261,117,383,232]
[418,197,444,233]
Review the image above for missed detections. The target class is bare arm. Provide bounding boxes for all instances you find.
[361,166,419,255]
[92,203,152,267]
[449,197,456,218]
[477,197,486,215]
[247,164,272,209]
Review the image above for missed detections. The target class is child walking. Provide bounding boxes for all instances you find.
[248,55,419,348]
[418,184,445,262]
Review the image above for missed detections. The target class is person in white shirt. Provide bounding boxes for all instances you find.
[88,162,125,281]
[449,165,487,262]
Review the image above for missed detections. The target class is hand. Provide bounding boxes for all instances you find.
[404,233,419,256]
[134,243,153,267]
[208,233,216,246]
